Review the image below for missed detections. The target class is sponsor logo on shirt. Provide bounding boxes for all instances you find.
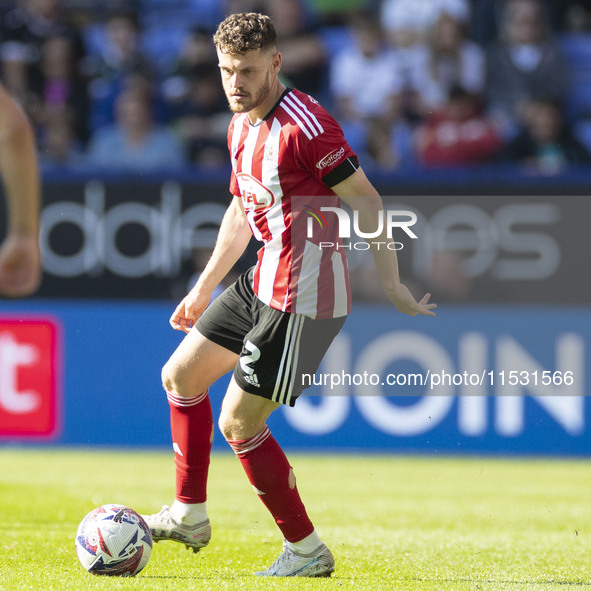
[316,147,345,170]
[236,173,276,211]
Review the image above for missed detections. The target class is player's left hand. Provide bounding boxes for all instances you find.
[0,233,41,298]
[388,283,436,317]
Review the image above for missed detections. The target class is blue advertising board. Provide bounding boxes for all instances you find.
[0,300,588,455]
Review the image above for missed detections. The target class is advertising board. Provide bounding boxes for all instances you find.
[0,301,587,455]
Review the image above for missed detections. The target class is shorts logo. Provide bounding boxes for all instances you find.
[237,173,276,211]
[316,147,345,170]
[240,340,261,388]
[244,374,260,388]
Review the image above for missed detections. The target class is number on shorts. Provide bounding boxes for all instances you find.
[239,340,260,377]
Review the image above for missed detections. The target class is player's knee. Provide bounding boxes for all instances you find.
[219,411,249,441]
[161,361,174,393]
[218,412,234,440]
[161,360,187,396]
[219,409,268,442]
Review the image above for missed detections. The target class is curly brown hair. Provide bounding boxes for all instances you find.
[213,12,277,55]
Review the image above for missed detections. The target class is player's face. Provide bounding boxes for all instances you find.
[217,48,280,116]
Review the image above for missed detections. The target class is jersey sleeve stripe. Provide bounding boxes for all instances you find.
[280,101,314,140]
[283,93,323,138]
[288,92,325,135]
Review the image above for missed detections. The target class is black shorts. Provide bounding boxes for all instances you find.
[195,268,346,406]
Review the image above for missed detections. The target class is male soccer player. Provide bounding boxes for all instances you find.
[145,12,436,577]
[0,83,41,298]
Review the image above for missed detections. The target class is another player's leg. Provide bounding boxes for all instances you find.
[219,379,335,577]
[144,328,238,552]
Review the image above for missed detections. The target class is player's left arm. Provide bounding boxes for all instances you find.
[331,167,436,317]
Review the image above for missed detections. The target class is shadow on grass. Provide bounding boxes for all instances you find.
[402,578,591,588]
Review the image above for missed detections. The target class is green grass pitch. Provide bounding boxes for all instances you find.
[1,449,591,590]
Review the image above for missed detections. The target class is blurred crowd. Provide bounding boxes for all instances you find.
[2,0,591,175]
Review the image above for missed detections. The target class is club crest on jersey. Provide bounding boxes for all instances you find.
[264,144,276,163]
[237,172,276,211]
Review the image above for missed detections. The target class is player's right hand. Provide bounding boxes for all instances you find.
[169,286,212,333]
[0,233,42,298]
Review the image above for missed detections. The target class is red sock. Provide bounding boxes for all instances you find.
[167,389,213,504]
[227,427,314,542]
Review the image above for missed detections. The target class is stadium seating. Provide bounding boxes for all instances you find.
[560,32,591,121]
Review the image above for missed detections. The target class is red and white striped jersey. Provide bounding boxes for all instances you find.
[228,88,358,319]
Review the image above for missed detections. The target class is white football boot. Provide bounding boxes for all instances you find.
[256,540,335,577]
[143,505,211,553]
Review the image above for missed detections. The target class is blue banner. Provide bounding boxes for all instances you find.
[0,300,588,455]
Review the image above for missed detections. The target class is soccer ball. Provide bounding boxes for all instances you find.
[75,504,152,576]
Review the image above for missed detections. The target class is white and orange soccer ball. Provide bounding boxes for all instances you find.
[75,504,152,576]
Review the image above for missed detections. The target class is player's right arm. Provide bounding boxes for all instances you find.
[0,83,41,298]
[170,196,251,332]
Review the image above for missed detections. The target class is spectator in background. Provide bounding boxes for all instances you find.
[499,99,591,173]
[0,0,85,118]
[303,0,370,26]
[486,0,569,134]
[85,12,155,131]
[471,0,588,46]
[562,2,591,32]
[29,35,89,147]
[85,76,184,171]
[470,0,508,47]
[414,86,502,167]
[161,26,218,107]
[409,11,486,116]
[330,15,402,168]
[379,3,428,126]
[39,109,85,169]
[262,0,326,97]
[380,0,470,47]
[170,61,231,168]
[380,0,473,124]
